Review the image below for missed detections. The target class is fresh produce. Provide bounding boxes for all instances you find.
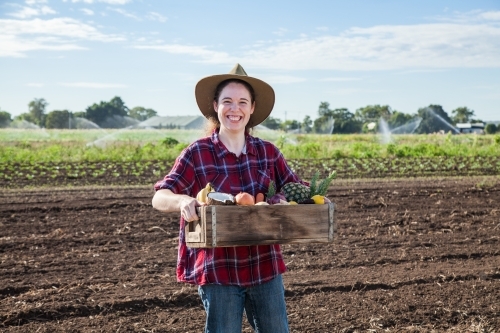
[235,192,255,206]
[255,193,265,203]
[281,182,310,203]
[255,201,269,206]
[196,182,214,203]
[268,193,287,204]
[281,170,336,204]
[266,180,288,204]
[206,192,235,205]
[311,195,325,204]
[310,170,337,197]
[273,199,291,205]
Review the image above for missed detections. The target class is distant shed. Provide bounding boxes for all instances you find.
[137,116,206,129]
[456,123,485,134]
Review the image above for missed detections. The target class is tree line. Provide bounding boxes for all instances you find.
[0,97,498,134]
[261,102,499,134]
[0,96,157,129]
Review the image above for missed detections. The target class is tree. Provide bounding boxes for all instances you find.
[261,116,282,130]
[45,110,71,129]
[355,105,392,124]
[318,102,331,117]
[314,104,361,134]
[302,115,313,133]
[388,111,414,129]
[485,123,497,134]
[0,110,12,128]
[28,98,48,126]
[14,113,36,124]
[314,102,335,133]
[331,108,362,133]
[73,111,86,118]
[414,105,455,134]
[129,106,157,121]
[85,96,129,128]
[281,119,300,132]
[451,106,475,124]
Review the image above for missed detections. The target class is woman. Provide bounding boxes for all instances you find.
[152,64,306,333]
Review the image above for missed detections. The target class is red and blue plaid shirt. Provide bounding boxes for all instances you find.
[154,129,305,287]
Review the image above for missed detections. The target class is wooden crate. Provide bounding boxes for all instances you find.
[185,202,335,248]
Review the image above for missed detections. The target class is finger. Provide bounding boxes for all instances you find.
[182,207,199,222]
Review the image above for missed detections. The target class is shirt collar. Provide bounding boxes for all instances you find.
[211,128,256,158]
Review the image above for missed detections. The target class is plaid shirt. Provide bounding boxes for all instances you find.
[154,129,304,287]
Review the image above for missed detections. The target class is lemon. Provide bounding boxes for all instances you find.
[288,201,298,205]
[311,195,325,204]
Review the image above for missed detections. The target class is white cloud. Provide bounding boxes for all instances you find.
[108,7,140,20]
[9,5,56,19]
[321,77,362,82]
[133,44,232,63]
[134,11,500,71]
[273,27,288,36]
[1,18,124,40]
[26,83,44,87]
[80,8,94,15]
[480,11,500,21]
[433,10,500,24]
[25,0,48,4]
[70,0,132,4]
[265,75,306,84]
[0,18,125,57]
[328,88,388,95]
[0,34,85,57]
[60,82,127,88]
[395,69,446,75]
[147,12,167,23]
[240,21,500,70]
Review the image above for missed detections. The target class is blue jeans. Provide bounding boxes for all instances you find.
[198,275,289,333]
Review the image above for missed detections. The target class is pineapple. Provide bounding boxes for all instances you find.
[281,182,310,203]
[281,170,337,203]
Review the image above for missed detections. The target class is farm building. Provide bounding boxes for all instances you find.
[136,115,274,131]
[455,122,485,134]
[136,116,206,129]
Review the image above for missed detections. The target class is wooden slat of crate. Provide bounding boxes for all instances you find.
[186,202,335,248]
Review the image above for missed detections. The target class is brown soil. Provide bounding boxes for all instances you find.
[1,177,499,332]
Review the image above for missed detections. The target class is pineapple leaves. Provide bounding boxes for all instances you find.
[316,170,337,196]
[309,172,319,198]
[266,180,276,198]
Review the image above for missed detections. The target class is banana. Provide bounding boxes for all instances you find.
[196,182,214,203]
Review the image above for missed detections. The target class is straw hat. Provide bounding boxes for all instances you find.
[195,63,275,127]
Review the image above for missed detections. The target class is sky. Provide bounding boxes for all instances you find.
[1,0,500,123]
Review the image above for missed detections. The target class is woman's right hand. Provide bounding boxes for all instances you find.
[180,196,205,222]
[152,189,205,221]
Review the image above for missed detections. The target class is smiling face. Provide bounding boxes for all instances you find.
[213,81,255,134]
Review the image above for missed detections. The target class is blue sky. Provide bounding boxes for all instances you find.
[1,0,500,122]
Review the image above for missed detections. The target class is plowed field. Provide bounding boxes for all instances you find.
[1,177,499,332]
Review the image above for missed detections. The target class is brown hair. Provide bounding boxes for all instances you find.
[204,79,256,136]
[214,79,255,104]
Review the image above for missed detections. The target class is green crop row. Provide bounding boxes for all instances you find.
[1,129,500,164]
[2,156,499,189]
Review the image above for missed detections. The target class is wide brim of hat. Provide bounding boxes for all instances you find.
[195,73,275,128]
